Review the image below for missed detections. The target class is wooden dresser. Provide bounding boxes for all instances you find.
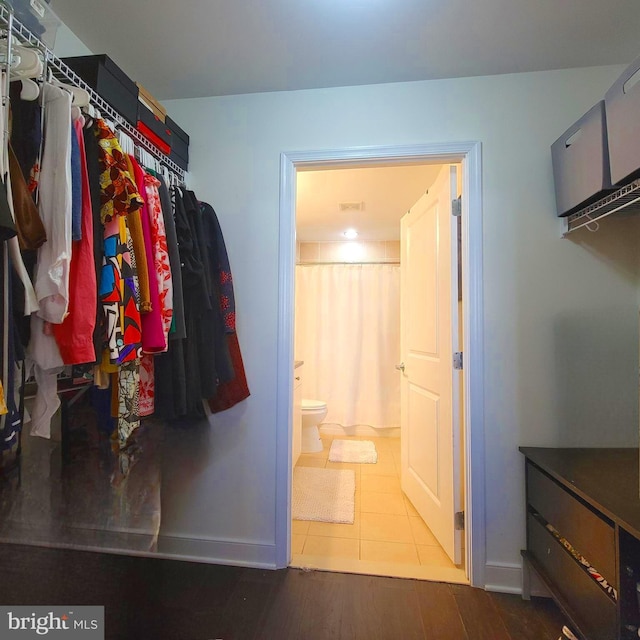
[520,447,640,640]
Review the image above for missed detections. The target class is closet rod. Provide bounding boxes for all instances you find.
[0,2,186,181]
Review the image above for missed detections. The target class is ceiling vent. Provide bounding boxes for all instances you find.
[339,201,365,211]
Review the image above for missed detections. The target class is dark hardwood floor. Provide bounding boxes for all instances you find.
[0,544,567,639]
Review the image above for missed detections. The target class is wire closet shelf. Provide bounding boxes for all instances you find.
[0,0,186,181]
[563,178,640,235]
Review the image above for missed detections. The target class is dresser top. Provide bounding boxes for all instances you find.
[520,447,640,539]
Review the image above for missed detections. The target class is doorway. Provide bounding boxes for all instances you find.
[275,143,485,587]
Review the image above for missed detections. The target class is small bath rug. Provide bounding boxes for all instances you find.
[292,467,356,524]
[328,439,378,464]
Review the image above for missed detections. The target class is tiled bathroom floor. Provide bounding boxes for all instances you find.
[290,435,468,583]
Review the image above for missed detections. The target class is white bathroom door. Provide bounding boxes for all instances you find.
[400,164,462,565]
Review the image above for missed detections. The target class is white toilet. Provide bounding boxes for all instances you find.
[301,399,327,453]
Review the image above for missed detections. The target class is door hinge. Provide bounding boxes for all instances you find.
[452,196,462,217]
[453,352,463,370]
[455,511,465,530]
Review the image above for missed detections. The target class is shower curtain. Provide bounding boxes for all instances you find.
[295,263,400,429]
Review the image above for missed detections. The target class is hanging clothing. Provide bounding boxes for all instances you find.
[0,181,16,241]
[162,190,248,417]
[207,332,250,413]
[144,173,173,346]
[116,360,140,447]
[7,144,46,251]
[94,120,143,365]
[2,76,38,320]
[0,379,7,416]
[123,154,151,313]
[95,119,142,223]
[35,83,72,325]
[52,112,97,365]
[156,174,185,341]
[138,353,154,417]
[0,247,24,449]
[173,188,209,416]
[70,120,82,241]
[129,155,165,354]
[83,120,106,364]
[200,202,249,412]
[186,194,233,400]
[100,214,142,364]
[9,81,42,192]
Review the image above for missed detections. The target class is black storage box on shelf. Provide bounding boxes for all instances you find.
[166,116,189,170]
[605,54,640,186]
[551,101,614,217]
[137,102,172,154]
[61,54,139,126]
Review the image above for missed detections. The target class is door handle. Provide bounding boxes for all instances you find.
[395,362,405,372]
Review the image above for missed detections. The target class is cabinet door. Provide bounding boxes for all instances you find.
[292,370,303,467]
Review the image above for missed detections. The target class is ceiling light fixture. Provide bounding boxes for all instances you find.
[343,228,358,239]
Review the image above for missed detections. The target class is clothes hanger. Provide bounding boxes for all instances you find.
[49,77,90,107]
[117,129,135,156]
[8,45,43,80]
[81,102,96,121]
[16,77,38,101]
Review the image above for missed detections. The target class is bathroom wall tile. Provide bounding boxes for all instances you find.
[385,241,401,261]
[409,517,440,546]
[360,540,420,565]
[360,513,413,544]
[292,520,310,535]
[361,474,402,494]
[303,535,360,559]
[361,491,407,516]
[417,545,456,568]
[361,461,397,477]
[318,242,342,262]
[291,534,306,554]
[299,242,402,265]
[361,241,386,261]
[307,516,361,539]
[299,242,319,262]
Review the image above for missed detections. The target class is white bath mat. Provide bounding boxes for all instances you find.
[292,467,356,524]
[328,439,378,464]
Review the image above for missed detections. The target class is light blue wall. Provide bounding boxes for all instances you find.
[162,66,640,586]
[52,21,640,585]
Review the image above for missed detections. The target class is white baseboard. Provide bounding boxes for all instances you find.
[483,561,550,597]
[156,534,277,569]
[319,424,401,438]
[484,562,524,594]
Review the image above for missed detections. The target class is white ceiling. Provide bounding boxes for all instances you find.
[296,165,443,242]
[51,0,639,100]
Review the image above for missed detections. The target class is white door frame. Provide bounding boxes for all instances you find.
[274,142,486,587]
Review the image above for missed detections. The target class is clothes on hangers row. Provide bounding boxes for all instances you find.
[0,77,249,453]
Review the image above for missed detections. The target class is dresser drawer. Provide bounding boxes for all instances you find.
[528,513,617,640]
[527,462,616,584]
